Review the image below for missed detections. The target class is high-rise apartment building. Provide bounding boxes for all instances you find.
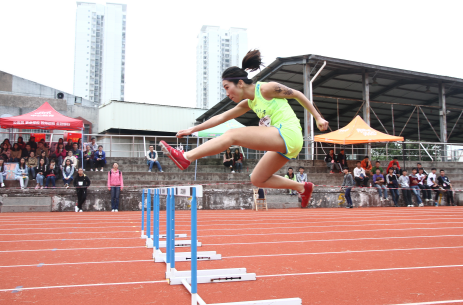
[196,26,247,109]
[73,2,127,105]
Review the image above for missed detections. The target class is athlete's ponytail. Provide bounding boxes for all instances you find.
[221,49,264,85]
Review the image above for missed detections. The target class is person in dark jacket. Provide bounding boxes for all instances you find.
[26,136,37,153]
[73,168,91,212]
[325,149,341,174]
[341,167,354,208]
[437,170,454,206]
[35,159,47,189]
[94,145,106,171]
[386,168,400,207]
[44,161,60,188]
[337,149,347,170]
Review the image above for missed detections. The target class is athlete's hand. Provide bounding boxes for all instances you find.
[316,118,329,131]
[176,128,194,138]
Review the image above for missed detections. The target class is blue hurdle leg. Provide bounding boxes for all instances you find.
[166,188,171,269]
[191,187,197,297]
[171,188,175,269]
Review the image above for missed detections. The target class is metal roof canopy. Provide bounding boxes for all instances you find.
[196,54,463,143]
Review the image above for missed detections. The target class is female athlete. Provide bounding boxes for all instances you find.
[160,50,329,207]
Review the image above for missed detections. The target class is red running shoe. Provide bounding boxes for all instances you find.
[159,141,191,170]
[299,182,314,208]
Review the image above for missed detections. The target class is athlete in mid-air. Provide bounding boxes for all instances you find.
[160,50,329,207]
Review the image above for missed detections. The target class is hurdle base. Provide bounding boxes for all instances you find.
[154,250,221,262]
[169,268,256,285]
[146,239,202,249]
[140,230,146,239]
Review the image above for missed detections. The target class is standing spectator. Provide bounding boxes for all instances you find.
[0,143,11,161]
[296,167,307,183]
[373,168,388,202]
[37,150,49,167]
[361,156,372,175]
[17,137,26,150]
[89,137,98,152]
[36,142,49,158]
[84,145,95,171]
[63,150,78,168]
[437,170,454,206]
[26,136,37,153]
[55,143,67,167]
[409,168,423,207]
[427,168,440,206]
[233,148,244,173]
[391,162,402,176]
[14,158,29,189]
[44,161,59,188]
[77,138,83,150]
[223,148,234,173]
[417,168,431,202]
[353,161,369,187]
[27,151,38,180]
[9,143,21,162]
[35,158,47,189]
[371,161,383,175]
[62,159,75,188]
[284,167,298,195]
[65,138,74,151]
[21,144,32,159]
[108,163,124,212]
[386,157,401,173]
[146,145,163,173]
[341,167,354,208]
[386,168,400,207]
[325,149,341,174]
[416,163,428,175]
[337,149,347,170]
[399,170,413,207]
[94,145,106,171]
[73,168,91,212]
[0,159,6,187]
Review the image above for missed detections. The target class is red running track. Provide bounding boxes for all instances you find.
[1,207,463,305]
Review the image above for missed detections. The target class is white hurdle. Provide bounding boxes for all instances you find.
[141,185,302,305]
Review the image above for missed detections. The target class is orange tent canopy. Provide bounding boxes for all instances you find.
[314,115,404,144]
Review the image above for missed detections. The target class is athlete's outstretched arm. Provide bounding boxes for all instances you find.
[260,82,329,131]
[176,100,251,138]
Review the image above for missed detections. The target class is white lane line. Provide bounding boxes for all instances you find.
[0,237,139,243]
[257,264,463,278]
[0,246,144,253]
[223,245,463,259]
[0,280,166,292]
[0,259,152,268]
[0,230,136,236]
[391,300,463,304]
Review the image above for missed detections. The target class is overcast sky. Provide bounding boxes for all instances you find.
[1,0,462,108]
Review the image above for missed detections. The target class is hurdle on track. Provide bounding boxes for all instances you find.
[141,185,302,305]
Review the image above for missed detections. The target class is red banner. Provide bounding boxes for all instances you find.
[64,132,82,142]
[30,133,46,142]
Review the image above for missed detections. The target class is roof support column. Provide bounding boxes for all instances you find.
[438,82,447,161]
[303,60,313,160]
[362,70,371,157]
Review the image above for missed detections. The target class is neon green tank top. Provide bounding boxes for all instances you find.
[247,82,301,130]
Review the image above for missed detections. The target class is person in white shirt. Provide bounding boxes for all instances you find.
[398,170,413,207]
[146,145,163,173]
[427,168,439,206]
[296,167,307,183]
[89,138,98,153]
[417,168,431,202]
[353,161,369,187]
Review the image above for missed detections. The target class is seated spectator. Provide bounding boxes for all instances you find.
[36,142,49,158]
[17,137,26,150]
[386,168,400,207]
[0,143,11,161]
[391,162,402,176]
[361,156,372,175]
[35,158,47,189]
[416,162,428,175]
[9,143,21,162]
[427,168,439,206]
[325,149,341,174]
[223,148,234,173]
[26,136,37,152]
[337,149,347,170]
[93,145,106,171]
[108,163,124,212]
[417,168,431,202]
[0,159,6,187]
[296,167,307,183]
[71,143,82,160]
[55,143,67,167]
[37,150,49,168]
[341,167,354,208]
[57,138,64,148]
[14,158,29,189]
[386,157,401,173]
[233,148,244,173]
[65,139,74,151]
[437,170,454,206]
[63,150,78,168]
[284,167,298,195]
[83,145,95,171]
[27,151,38,180]
[77,138,83,150]
[371,161,383,175]
[21,144,32,159]
[74,168,91,212]
[353,161,369,187]
[89,137,98,152]
[62,159,75,188]
[1,139,11,149]
[409,168,423,207]
[44,161,59,188]
[399,170,413,207]
[373,168,388,202]
[146,145,163,173]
